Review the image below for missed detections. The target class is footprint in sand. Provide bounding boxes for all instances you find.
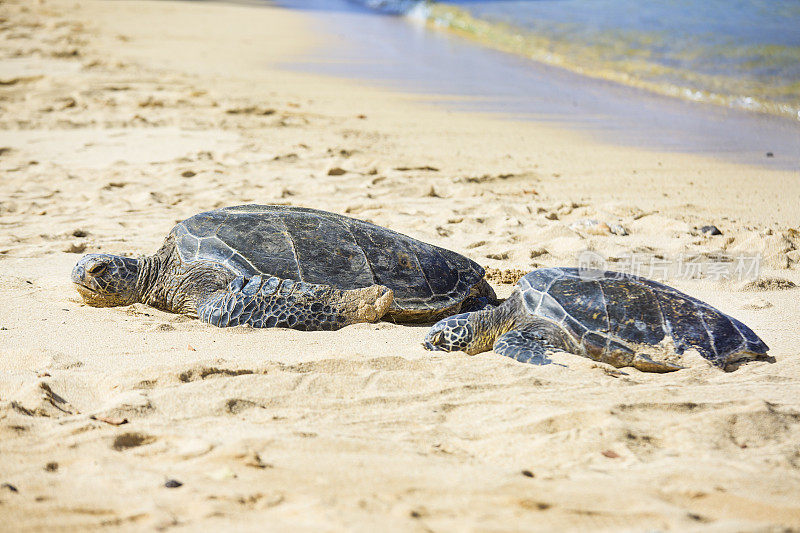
[111,432,155,451]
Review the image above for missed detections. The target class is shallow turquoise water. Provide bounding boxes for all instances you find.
[356,0,800,118]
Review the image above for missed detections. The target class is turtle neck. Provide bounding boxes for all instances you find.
[135,254,161,305]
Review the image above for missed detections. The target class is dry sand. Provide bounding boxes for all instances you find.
[1,0,799,530]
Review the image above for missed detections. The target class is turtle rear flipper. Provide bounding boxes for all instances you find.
[197,275,393,330]
[493,329,554,365]
[459,279,499,313]
[631,353,684,373]
[586,335,685,373]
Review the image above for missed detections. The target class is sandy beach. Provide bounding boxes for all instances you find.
[1,0,799,530]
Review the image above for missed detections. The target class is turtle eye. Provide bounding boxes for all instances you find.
[86,263,107,275]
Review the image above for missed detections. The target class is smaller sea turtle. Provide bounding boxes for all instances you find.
[423,267,769,372]
[71,205,495,330]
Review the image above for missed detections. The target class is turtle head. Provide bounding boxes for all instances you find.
[72,254,141,307]
[423,312,494,355]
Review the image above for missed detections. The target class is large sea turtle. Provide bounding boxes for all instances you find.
[423,267,769,372]
[71,205,496,329]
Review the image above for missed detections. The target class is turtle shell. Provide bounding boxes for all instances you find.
[518,267,768,365]
[168,205,485,317]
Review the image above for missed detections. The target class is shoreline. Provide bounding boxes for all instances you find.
[1,0,799,530]
[308,0,800,122]
[424,2,800,122]
[275,0,800,172]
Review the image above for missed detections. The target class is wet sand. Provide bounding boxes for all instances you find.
[1,0,799,530]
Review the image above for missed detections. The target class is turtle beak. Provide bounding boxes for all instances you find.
[72,255,106,286]
[71,261,94,291]
[422,332,444,351]
[71,263,85,284]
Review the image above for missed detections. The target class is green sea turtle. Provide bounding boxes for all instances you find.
[71,205,495,329]
[423,267,769,372]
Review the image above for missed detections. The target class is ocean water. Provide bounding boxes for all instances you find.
[351,0,800,120]
[272,0,799,169]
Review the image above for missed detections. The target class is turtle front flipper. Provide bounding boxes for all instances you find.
[197,275,393,330]
[493,329,554,365]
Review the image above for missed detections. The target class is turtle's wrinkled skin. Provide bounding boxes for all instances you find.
[72,205,495,329]
[424,267,770,372]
